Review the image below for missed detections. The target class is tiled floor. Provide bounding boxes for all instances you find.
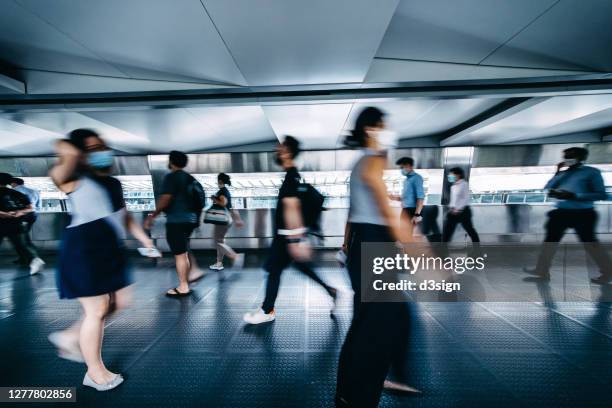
[0,253,610,407]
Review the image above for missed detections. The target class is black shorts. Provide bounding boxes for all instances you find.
[166,223,198,255]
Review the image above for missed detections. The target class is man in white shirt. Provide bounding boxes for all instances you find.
[442,167,480,251]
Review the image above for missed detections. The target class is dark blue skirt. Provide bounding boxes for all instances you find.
[57,218,131,299]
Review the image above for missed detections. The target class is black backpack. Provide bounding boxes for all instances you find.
[187,176,206,214]
[296,182,326,236]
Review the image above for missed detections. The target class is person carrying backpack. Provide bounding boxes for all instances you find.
[144,150,206,297]
[243,136,337,325]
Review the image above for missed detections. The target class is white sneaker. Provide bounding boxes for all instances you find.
[233,253,245,269]
[383,380,421,393]
[209,262,224,271]
[29,257,45,275]
[243,308,275,325]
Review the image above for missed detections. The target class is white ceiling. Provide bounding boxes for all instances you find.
[457,94,612,145]
[202,0,399,86]
[0,0,611,155]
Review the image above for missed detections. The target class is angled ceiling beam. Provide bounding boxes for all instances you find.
[439,97,547,146]
[1,74,612,111]
[0,72,25,95]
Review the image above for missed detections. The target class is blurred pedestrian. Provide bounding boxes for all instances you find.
[442,167,481,255]
[243,136,337,325]
[389,156,424,242]
[208,172,245,273]
[145,151,206,297]
[10,177,42,266]
[48,129,157,391]
[0,173,44,275]
[524,147,611,284]
[336,107,418,408]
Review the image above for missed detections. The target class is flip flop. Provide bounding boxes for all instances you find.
[165,288,192,298]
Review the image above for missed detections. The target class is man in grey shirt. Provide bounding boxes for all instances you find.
[145,151,205,297]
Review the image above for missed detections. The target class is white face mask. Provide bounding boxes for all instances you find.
[376,129,398,151]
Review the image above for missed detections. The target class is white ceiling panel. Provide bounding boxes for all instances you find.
[82,106,276,152]
[0,111,152,154]
[0,0,124,77]
[262,104,353,149]
[376,0,557,64]
[468,94,612,144]
[346,100,437,136]
[0,118,60,156]
[347,98,502,139]
[16,0,247,85]
[185,106,276,144]
[202,0,399,86]
[365,58,594,83]
[483,0,612,72]
[81,109,216,153]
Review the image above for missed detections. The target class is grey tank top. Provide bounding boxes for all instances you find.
[348,149,388,226]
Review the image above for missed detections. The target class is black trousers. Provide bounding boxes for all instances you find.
[421,205,442,242]
[261,235,331,314]
[18,214,38,262]
[1,225,37,264]
[535,208,611,276]
[336,223,410,408]
[442,206,480,244]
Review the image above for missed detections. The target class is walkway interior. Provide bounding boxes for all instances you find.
[1,253,611,407]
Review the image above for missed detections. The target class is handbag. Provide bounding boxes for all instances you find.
[203,204,232,225]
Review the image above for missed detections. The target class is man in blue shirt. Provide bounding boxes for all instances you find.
[524,147,610,284]
[390,157,424,232]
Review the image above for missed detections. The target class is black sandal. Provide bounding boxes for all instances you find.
[165,288,192,298]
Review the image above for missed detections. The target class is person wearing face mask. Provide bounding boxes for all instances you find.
[145,150,206,297]
[209,172,245,273]
[389,157,424,238]
[336,107,418,408]
[524,147,611,284]
[47,129,157,391]
[442,167,481,254]
[243,135,337,325]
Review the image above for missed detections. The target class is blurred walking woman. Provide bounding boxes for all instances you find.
[209,173,244,271]
[48,129,155,391]
[336,107,414,407]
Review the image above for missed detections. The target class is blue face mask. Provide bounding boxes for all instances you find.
[88,150,114,169]
[447,174,457,183]
[400,168,411,176]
